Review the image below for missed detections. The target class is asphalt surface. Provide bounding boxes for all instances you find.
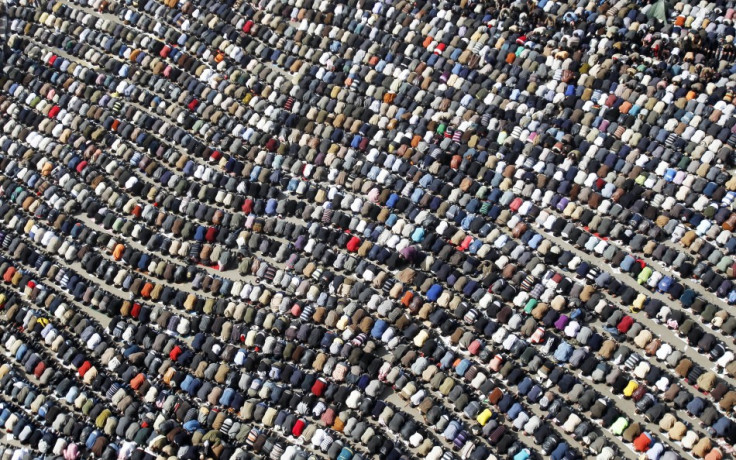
[0,45,720,460]
[54,174,705,460]
[1,1,734,459]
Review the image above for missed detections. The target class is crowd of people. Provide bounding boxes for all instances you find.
[1,0,736,458]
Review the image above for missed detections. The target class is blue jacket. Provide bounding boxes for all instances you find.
[194,226,206,242]
[427,284,443,302]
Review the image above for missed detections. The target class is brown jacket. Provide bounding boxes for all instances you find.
[675,358,692,378]
[719,390,736,411]
[598,340,617,359]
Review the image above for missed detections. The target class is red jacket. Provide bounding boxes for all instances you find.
[311,379,327,396]
[78,360,92,377]
[346,236,361,252]
[265,139,278,152]
[242,199,253,214]
[633,433,651,452]
[130,373,146,390]
[34,361,46,378]
[617,315,634,334]
[292,419,306,437]
[170,345,182,361]
[3,267,16,283]
[205,227,218,242]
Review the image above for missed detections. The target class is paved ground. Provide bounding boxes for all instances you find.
[525,220,735,458]
[1,1,733,459]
